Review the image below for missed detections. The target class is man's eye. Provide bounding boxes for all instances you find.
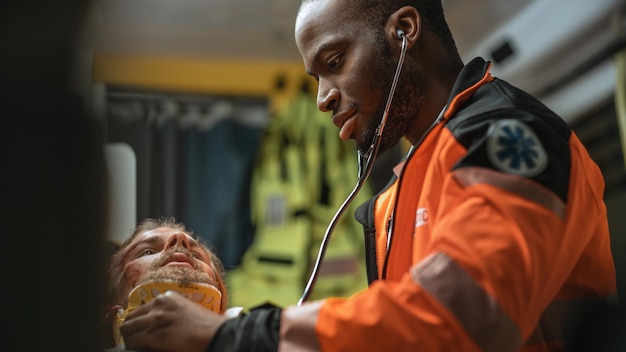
[139,249,155,257]
[328,54,343,70]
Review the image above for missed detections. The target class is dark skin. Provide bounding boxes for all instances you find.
[119,2,465,351]
[295,1,463,153]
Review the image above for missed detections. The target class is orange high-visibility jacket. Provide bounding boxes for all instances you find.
[279,58,617,351]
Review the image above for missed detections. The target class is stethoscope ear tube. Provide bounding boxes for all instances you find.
[298,35,409,305]
[358,34,408,183]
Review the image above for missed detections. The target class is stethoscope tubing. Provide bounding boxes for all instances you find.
[298,34,409,305]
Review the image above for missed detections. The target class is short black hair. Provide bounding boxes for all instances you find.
[300,0,459,55]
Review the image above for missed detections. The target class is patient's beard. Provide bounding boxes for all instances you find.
[138,264,216,287]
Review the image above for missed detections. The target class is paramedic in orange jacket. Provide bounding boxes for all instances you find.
[119,0,618,351]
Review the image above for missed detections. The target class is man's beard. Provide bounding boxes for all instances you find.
[137,249,217,287]
[358,37,423,154]
[138,265,215,287]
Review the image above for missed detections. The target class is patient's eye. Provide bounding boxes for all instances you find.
[191,251,204,260]
[139,248,156,257]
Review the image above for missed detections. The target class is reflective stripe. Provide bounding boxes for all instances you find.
[279,300,323,352]
[412,252,523,352]
[453,167,566,219]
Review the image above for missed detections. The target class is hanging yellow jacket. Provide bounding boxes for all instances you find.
[227,92,370,310]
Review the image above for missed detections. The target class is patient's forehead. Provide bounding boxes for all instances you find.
[134,227,193,241]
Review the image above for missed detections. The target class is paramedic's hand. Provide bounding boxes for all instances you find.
[120,290,229,352]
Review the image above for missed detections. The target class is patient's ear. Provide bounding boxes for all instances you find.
[217,277,229,314]
[101,304,124,348]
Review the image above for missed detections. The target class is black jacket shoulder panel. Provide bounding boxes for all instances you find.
[445,77,573,203]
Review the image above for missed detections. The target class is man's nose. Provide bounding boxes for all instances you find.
[317,80,338,112]
[164,232,191,251]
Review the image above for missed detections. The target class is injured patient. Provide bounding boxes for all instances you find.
[101,217,238,351]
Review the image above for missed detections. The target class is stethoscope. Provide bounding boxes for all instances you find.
[298,30,408,305]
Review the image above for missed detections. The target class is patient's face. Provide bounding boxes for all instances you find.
[117,227,221,305]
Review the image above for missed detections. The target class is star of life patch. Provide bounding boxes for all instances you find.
[486,119,548,177]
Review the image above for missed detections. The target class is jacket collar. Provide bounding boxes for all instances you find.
[442,57,494,122]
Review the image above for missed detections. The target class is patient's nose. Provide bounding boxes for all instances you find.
[164,232,191,251]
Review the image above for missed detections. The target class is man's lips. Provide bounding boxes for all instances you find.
[162,252,195,269]
[332,110,356,141]
[164,261,194,269]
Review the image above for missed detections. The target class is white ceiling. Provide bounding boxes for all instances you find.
[81,0,625,147]
[90,0,532,62]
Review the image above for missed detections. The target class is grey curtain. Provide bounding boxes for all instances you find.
[106,89,268,268]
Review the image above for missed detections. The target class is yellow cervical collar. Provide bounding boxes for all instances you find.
[113,281,222,347]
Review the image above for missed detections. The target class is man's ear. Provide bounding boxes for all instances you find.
[216,276,229,314]
[101,304,124,348]
[386,6,421,49]
[102,304,124,322]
